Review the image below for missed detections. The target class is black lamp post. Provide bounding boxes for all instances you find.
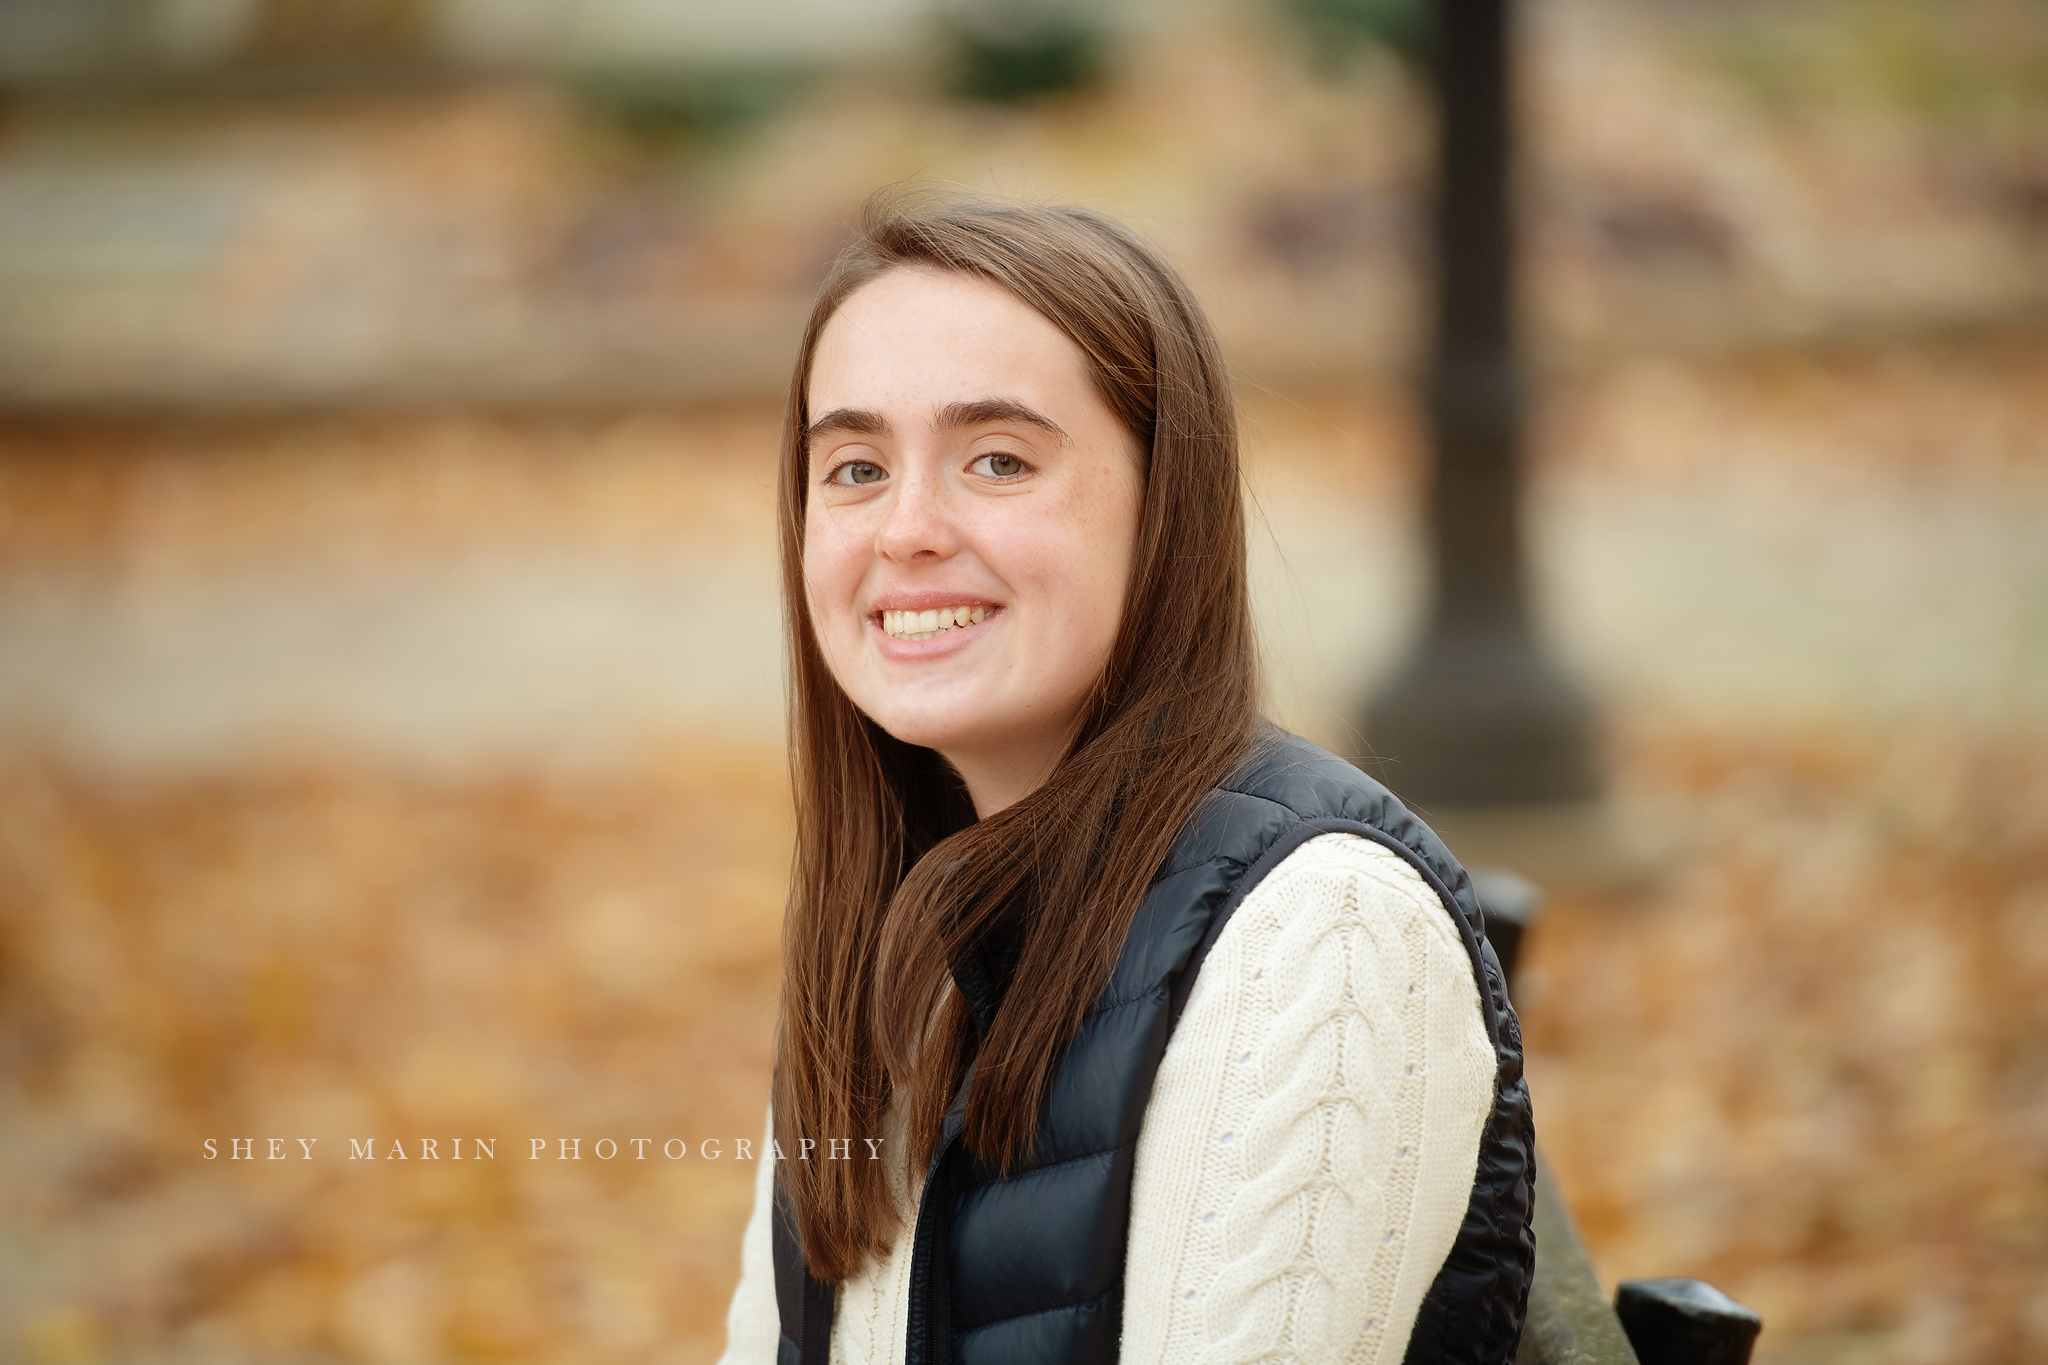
[1364,0,1600,808]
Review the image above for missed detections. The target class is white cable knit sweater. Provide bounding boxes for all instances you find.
[718,833,1498,1364]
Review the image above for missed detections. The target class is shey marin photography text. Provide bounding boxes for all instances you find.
[202,1136,887,1161]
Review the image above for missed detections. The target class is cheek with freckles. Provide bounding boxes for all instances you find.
[801,523,865,671]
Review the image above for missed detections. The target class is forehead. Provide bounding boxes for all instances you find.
[807,267,1092,413]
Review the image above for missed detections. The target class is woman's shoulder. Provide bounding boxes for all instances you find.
[1234,830,1471,956]
[1166,727,1467,894]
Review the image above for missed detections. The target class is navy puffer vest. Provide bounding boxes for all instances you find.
[773,729,1535,1363]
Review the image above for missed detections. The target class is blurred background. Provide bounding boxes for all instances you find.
[0,0,2044,1361]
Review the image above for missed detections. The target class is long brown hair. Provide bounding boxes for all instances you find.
[774,193,1260,1282]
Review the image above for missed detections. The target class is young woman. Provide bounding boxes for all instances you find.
[719,196,1534,1365]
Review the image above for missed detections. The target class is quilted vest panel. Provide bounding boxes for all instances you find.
[773,728,1535,1364]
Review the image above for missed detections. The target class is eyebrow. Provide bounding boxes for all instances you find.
[804,407,889,445]
[937,399,1071,445]
[803,398,1071,448]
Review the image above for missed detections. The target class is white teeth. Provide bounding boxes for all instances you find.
[879,604,993,639]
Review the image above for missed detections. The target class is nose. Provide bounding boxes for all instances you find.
[874,466,961,563]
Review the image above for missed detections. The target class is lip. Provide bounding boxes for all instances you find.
[868,590,1003,614]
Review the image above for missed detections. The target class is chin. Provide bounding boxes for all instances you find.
[855,680,987,752]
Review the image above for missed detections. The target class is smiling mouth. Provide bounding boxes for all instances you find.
[880,604,992,642]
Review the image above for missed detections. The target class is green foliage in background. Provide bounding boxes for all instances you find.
[1281,0,1432,74]
[942,10,1106,103]
[567,63,813,141]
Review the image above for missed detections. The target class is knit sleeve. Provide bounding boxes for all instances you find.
[716,1107,781,1365]
[1121,833,1498,1365]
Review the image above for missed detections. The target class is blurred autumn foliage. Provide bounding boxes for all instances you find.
[1527,721,2048,1365]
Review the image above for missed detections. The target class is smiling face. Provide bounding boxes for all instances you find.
[802,266,1144,817]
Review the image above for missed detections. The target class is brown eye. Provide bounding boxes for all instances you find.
[834,462,885,485]
[975,453,1027,477]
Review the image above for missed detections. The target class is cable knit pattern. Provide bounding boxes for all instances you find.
[1122,834,1496,1365]
[718,833,1496,1364]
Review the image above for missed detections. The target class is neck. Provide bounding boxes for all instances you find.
[944,742,1064,820]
